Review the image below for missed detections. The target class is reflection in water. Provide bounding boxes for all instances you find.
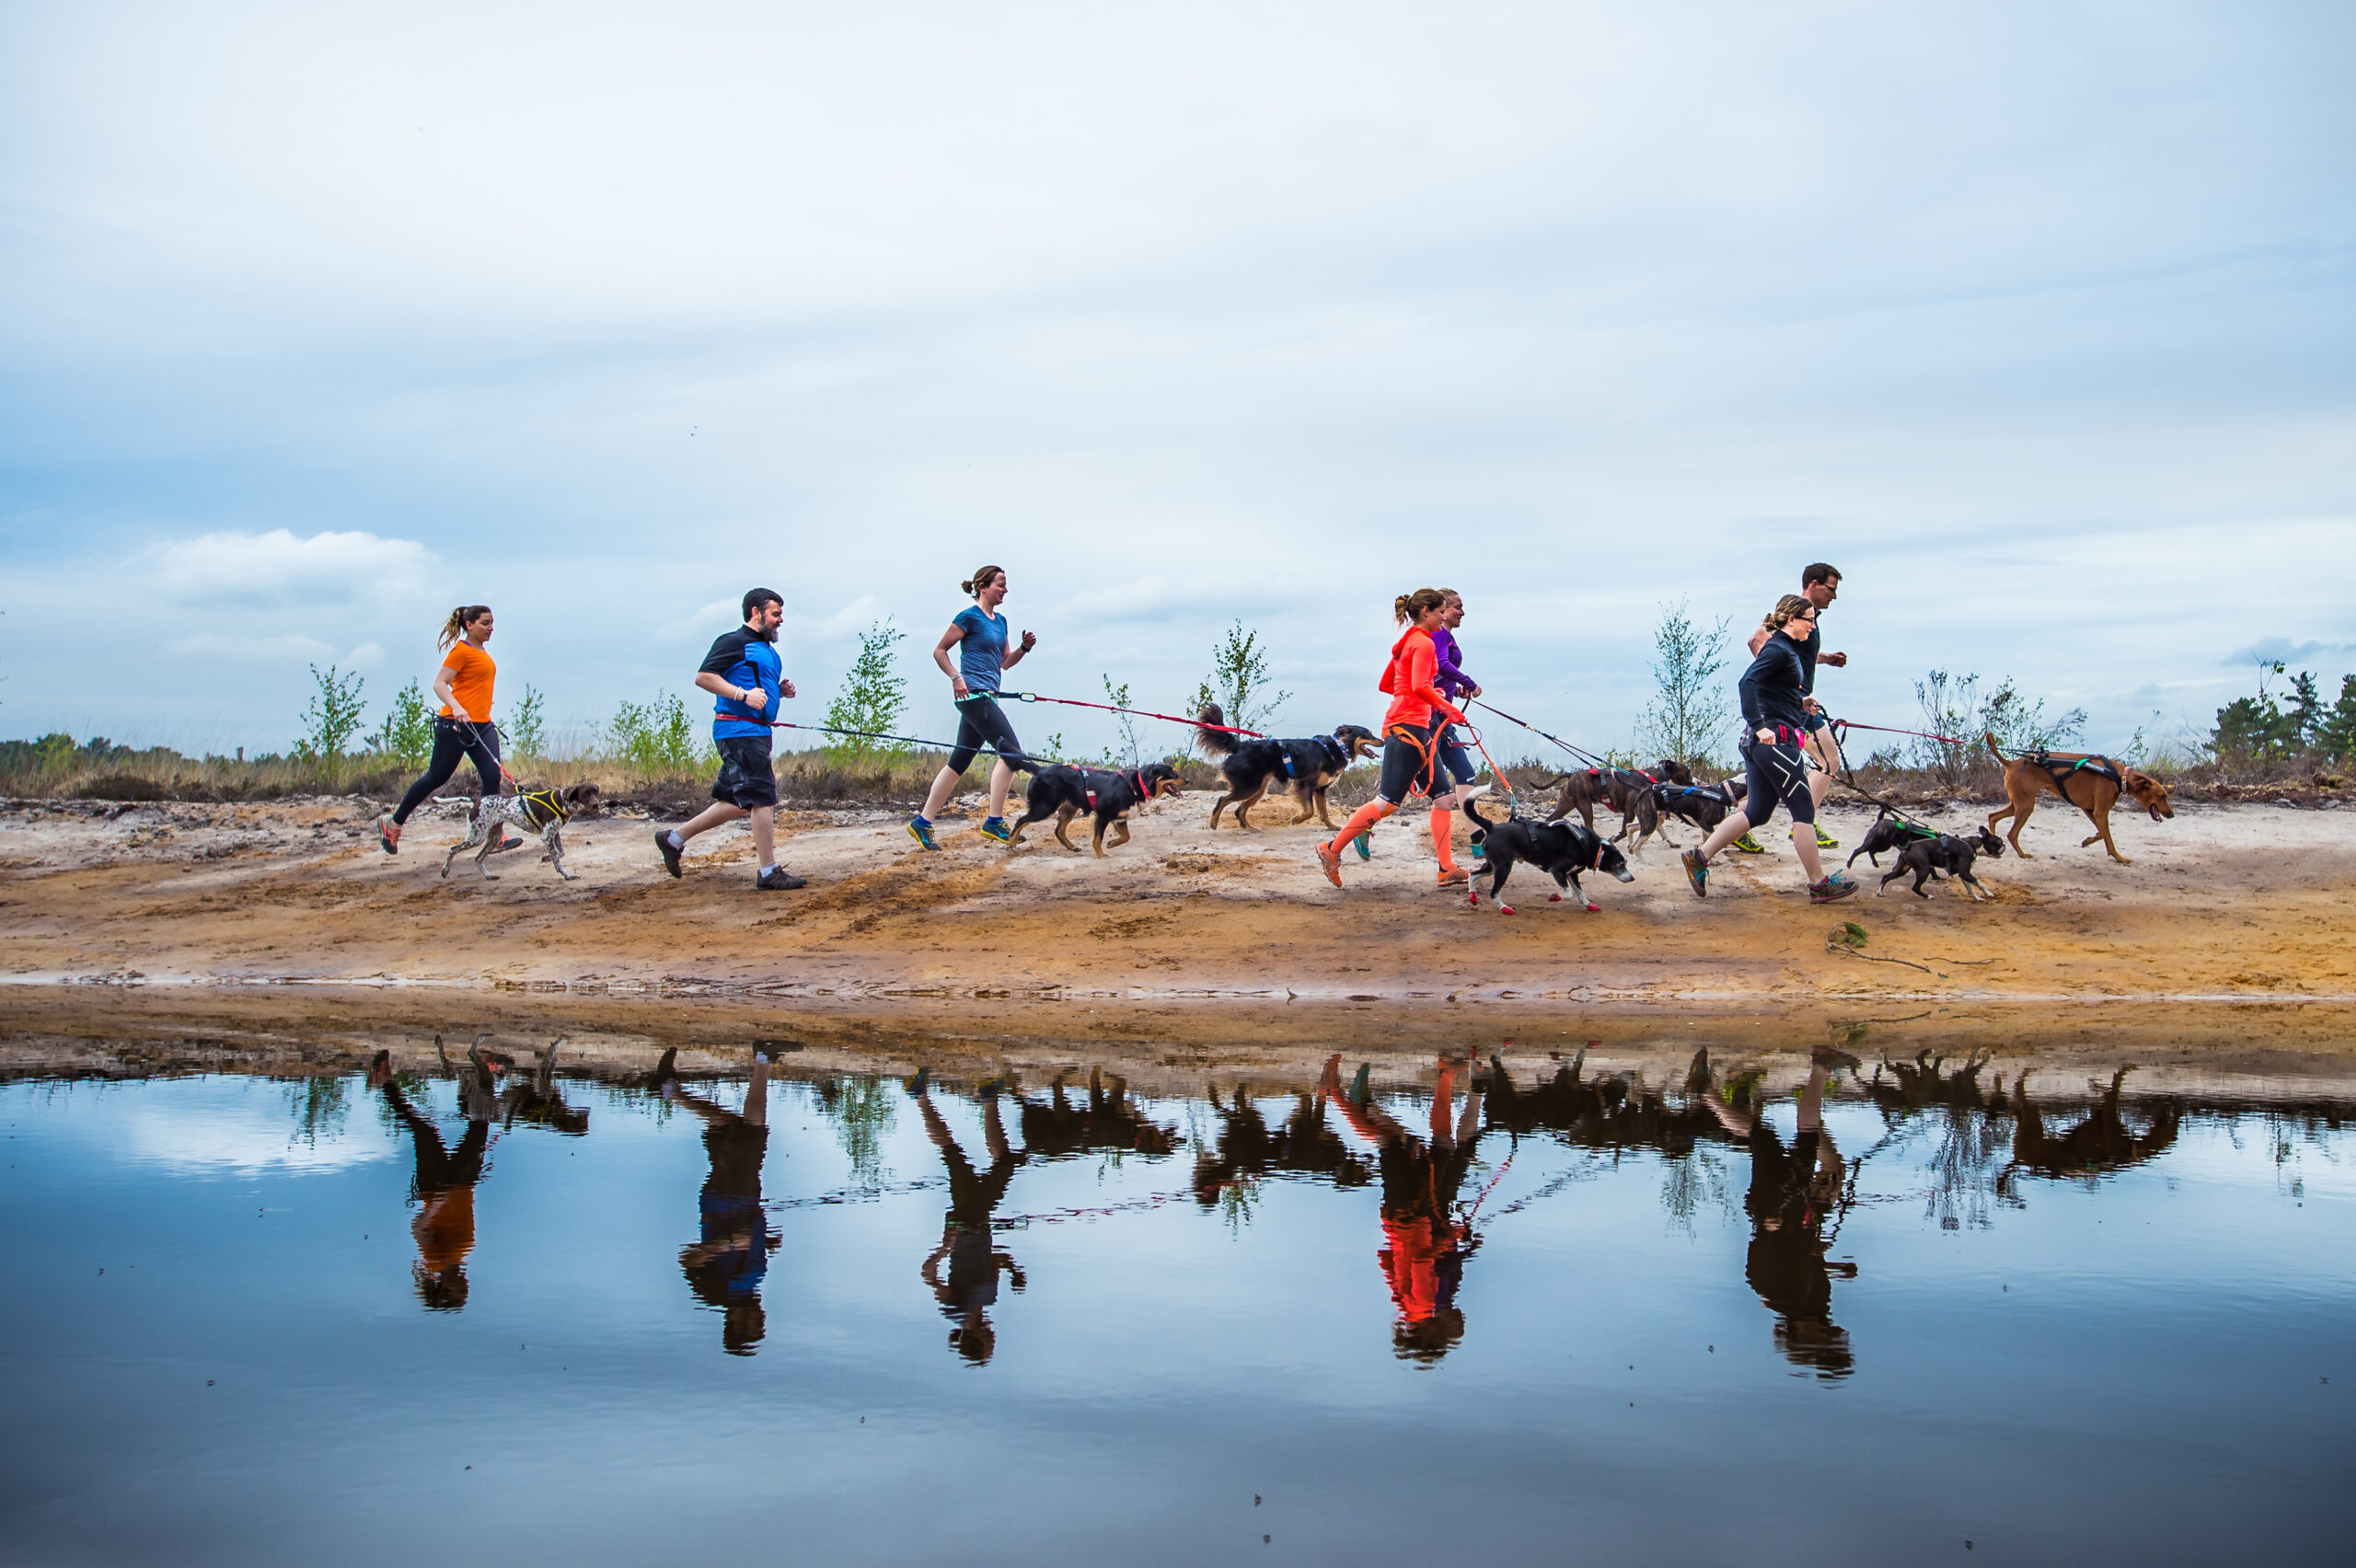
[654,1047,780,1355]
[1326,1054,1488,1364]
[917,1077,1026,1364]
[1019,1066,1178,1162]
[2010,1068,2181,1182]
[369,1040,497,1312]
[1194,1078,1370,1219]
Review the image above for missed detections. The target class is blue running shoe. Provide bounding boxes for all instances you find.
[907,816,941,851]
[1681,847,1709,899]
[978,817,1012,845]
[1354,831,1372,860]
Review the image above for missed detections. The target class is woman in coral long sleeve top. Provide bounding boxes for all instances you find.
[1316,588,1466,889]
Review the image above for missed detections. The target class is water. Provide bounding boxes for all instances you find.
[2,1047,2350,1565]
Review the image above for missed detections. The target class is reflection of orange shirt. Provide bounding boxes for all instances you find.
[1379,1215,1462,1322]
[439,642,496,720]
[413,1186,476,1272]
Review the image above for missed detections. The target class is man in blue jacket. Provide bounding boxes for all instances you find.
[654,588,808,890]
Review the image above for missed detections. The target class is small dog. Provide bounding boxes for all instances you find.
[1848,806,2004,869]
[443,783,600,881]
[1193,707,1379,830]
[1463,795,1634,913]
[1878,832,1995,900]
[1010,763,1184,856]
[1985,731,2173,864]
[1653,776,1746,837]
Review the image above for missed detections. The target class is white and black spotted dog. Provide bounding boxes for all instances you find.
[443,783,601,882]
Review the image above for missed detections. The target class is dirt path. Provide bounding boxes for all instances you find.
[1,790,2350,1009]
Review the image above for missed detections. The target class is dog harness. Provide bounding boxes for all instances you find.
[2025,750,2124,792]
[1082,771,1158,813]
[508,789,572,831]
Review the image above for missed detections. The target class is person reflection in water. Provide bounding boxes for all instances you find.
[1697,1045,1861,1380]
[1323,1053,1487,1363]
[914,1072,1026,1365]
[369,1037,504,1313]
[653,1048,782,1356]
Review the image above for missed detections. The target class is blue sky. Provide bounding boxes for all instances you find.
[3,1,2350,762]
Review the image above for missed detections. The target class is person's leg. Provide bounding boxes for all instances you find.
[987,758,1015,820]
[1791,822,1828,883]
[750,805,777,869]
[1429,804,1461,878]
[390,721,469,825]
[462,724,503,798]
[921,766,962,823]
[918,704,987,830]
[673,800,747,845]
[1697,808,1755,861]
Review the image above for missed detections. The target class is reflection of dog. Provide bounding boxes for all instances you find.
[1985,732,2173,864]
[1878,833,1996,900]
[1463,797,1633,913]
[443,784,600,881]
[1193,707,1379,829]
[1849,808,2003,869]
[1010,764,1184,855]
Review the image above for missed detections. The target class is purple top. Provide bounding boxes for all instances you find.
[1432,626,1474,702]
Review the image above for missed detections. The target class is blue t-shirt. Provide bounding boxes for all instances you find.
[953,606,1009,696]
[700,628,783,740]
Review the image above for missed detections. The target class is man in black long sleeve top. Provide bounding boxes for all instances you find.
[1738,564,1848,851]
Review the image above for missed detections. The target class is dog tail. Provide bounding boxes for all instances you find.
[1982,730,2010,765]
[1194,705,1241,760]
[1462,795,1496,847]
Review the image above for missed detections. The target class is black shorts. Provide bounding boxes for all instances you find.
[1739,739,1816,827]
[1376,721,1443,805]
[711,734,778,810]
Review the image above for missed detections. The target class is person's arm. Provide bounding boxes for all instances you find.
[1738,651,1772,741]
[1000,628,1036,670]
[1818,649,1847,668]
[431,660,465,720]
[1434,640,1477,700]
[1747,625,1770,658]
[934,622,969,698]
[1407,641,1464,724]
[693,670,766,713]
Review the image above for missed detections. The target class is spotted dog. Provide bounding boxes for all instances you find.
[443,783,601,882]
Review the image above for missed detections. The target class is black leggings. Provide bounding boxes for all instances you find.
[1375,720,1442,805]
[947,695,1039,775]
[393,719,502,824]
[1739,739,1816,828]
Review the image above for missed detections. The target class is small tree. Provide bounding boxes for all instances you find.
[293,663,368,780]
[507,684,549,762]
[2214,661,2323,762]
[1980,679,2085,755]
[369,679,434,768]
[1103,674,1144,767]
[1912,670,1981,788]
[823,620,908,767]
[1188,621,1290,734]
[609,693,704,775]
[1635,600,1733,767]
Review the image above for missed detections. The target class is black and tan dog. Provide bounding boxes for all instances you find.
[1984,732,2174,864]
[1193,705,1379,830]
[443,783,600,882]
[1878,831,1997,900]
[1651,775,1746,839]
[1009,763,1184,856]
[1542,759,1693,852]
[1463,796,1634,914]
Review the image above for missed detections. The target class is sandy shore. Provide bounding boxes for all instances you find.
[1,789,2349,1013]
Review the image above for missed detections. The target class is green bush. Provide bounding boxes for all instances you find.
[292,663,368,781]
[608,693,707,775]
[507,684,549,762]
[822,621,908,767]
[369,679,434,768]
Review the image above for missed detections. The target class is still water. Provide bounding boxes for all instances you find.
[2,1044,2349,1565]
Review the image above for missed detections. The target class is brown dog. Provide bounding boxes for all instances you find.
[1542,759,1687,854]
[1984,732,2172,864]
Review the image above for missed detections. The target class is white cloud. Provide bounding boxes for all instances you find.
[141,529,438,611]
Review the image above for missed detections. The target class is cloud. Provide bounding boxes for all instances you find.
[141,529,438,611]
[2222,638,2356,669]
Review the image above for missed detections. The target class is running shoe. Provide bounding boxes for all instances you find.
[1354,831,1372,860]
[1729,831,1764,854]
[377,816,400,854]
[756,867,808,891]
[1808,872,1859,905]
[653,828,684,878]
[1316,843,1345,888]
[977,816,1012,845]
[907,816,940,851]
[1470,840,1485,860]
[1814,824,1840,850]
[1436,867,1470,888]
[1680,847,1709,899]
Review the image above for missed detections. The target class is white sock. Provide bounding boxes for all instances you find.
[759,864,777,876]
[664,830,683,850]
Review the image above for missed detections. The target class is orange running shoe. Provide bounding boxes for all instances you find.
[1316,843,1344,888]
[1436,867,1470,887]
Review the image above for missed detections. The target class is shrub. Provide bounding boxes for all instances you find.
[607,693,706,775]
[822,621,908,767]
[369,679,434,768]
[1188,621,1290,735]
[292,664,368,781]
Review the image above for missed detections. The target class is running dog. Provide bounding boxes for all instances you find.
[1193,706,1379,830]
[1463,796,1633,914]
[1848,807,2004,869]
[1541,759,1687,851]
[442,783,600,882]
[1878,832,1996,901]
[1983,732,2173,864]
[1653,776,1746,838]
[1010,763,1184,856]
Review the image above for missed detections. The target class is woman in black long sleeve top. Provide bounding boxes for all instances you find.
[1680,596,1857,904]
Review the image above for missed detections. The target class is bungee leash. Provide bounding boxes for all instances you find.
[1830,719,1965,746]
[1005,690,1264,738]
[764,719,1028,760]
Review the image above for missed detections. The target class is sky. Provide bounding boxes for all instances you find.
[2,1,2351,765]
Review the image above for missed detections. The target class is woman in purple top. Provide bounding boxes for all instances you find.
[1424,590,1484,878]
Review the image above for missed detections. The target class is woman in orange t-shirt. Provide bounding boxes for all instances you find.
[380,605,511,854]
[1314,588,1466,889]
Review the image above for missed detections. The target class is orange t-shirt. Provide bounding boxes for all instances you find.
[439,641,496,721]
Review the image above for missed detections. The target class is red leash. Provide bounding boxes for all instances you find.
[1007,691,1265,738]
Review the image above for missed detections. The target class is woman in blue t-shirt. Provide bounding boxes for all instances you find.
[907,565,1040,849]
